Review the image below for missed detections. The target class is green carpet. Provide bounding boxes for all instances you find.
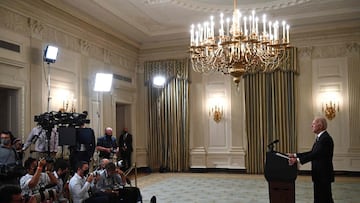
[136,173,360,203]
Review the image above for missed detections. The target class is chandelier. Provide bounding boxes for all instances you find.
[189,0,291,85]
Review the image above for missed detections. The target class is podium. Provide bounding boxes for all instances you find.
[264,151,297,203]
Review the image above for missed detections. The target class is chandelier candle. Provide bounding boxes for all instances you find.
[189,0,291,85]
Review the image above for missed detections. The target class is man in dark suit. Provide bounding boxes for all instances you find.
[288,117,334,203]
[118,128,133,170]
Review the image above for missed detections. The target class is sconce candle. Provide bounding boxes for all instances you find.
[209,105,224,123]
[322,100,339,120]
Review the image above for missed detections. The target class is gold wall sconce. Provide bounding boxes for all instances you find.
[209,105,224,123]
[322,100,339,120]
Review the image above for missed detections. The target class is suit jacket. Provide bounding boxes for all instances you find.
[119,132,133,152]
[297,131,334,183]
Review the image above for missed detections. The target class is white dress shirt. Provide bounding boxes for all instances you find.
[23,126,58,152]
[69,173,91,203]
[20,173,51,196]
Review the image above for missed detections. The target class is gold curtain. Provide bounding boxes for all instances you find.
[244,48,298,174]
[144,59,190,172]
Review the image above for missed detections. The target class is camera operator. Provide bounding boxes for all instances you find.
[96,127,118,159]
[22,125,58,158]
[0,130,23,186]
[20,157,58,199]
[70,122,96,173]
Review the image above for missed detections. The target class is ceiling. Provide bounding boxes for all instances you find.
[45,0,360,48]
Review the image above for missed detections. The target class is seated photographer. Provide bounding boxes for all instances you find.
[96,162,126,192]
[50,159,70,203]
[94,162,126,203]
[0,184,37,203]
[20,157,58,197]
[0,130,23,186]
[69,161,108,203]
[94,158,110,175]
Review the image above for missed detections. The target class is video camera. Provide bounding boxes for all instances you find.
[34,111,90,129]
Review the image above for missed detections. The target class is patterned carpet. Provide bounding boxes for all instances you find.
[135,172,360,203]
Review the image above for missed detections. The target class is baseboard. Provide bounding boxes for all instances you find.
[297,170,360,177]
[189,168,247,173]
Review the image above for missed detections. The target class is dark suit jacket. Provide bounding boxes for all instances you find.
[297,131,334,183]
[119,132,133,152]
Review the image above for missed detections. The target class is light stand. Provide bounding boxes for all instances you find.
[43,45,58,158]
[93,73,113,164]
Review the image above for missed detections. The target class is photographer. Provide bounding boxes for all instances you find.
[69,161,108,203]
[0,185,37,203]
[95,162,126,203]
[50,159,70,203]
[96,162,126,192]
[20,157,58,199]
[0,130,23,185]
[96,127,118,159]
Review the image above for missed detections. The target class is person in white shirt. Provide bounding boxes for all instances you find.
[20,157,58,197]
[69,161,108,203]
[94,158,110,175]
[22,125,58,158]
[51,159,70,203]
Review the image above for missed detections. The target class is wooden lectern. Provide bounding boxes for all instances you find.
[264,151,297,203]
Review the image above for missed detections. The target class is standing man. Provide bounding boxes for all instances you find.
[118,128,133,170]
[22,125,58,158]
[288,117,334,203]
[96,127,118,159]
[0,130,21,185]
[70,122,96,172]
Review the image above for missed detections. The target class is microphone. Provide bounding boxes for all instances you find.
[267,139,279,147]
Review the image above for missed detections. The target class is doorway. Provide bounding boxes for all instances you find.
[0,86,19,137]
[116,102,131,139]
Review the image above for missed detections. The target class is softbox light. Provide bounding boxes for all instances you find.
[44,45,58,64]
[94,73,113,92]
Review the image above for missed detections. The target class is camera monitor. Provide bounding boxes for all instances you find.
[58,127,76,146]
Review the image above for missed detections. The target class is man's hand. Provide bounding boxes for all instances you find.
[288,157,297,166]
[27,195,37,203]
[287,153,296,158]
[87,174,94,182]
[38,158,47,168]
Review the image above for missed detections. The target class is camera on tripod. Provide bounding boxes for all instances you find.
[34,111,90,129]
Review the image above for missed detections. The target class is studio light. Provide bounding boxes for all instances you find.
[43,45,59,64]
[94,73,113,92]
[152,75,166,88]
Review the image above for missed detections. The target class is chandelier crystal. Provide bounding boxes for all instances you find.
[189,0,291,85]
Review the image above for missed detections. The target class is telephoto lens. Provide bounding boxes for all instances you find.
[31,189,57,203]
[115,160,124,168]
